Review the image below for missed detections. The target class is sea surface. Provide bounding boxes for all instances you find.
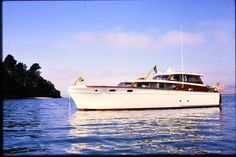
[3,95,236,155]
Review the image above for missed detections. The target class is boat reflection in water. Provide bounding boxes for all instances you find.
[66,107,223,154]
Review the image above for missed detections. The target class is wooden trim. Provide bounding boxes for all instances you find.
[87,85,130,88]
[86,84,213,92]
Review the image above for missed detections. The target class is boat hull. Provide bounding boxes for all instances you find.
[68,86,221,110]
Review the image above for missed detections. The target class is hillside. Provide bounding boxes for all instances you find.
[2,54,61,99]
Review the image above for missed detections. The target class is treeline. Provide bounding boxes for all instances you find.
[2,54,61,99]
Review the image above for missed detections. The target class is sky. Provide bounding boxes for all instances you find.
[3,0,235,96]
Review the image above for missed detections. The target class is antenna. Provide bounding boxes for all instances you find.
[181,26,184,87]
[181,26,184,74]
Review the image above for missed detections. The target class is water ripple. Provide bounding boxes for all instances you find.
[3,96,236,155]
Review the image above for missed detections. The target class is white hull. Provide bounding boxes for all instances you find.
[68,86,221,110]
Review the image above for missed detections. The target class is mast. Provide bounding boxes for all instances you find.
[181,26,184,75]
[181,26,184,88]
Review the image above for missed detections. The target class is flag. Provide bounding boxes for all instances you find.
[153,65,157,73]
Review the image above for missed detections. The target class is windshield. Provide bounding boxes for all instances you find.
[118,82,132,87]
[153,75,169,80]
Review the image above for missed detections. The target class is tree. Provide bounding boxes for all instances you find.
[3,54,61,98]
[29,63,41,76]
[4,54,17,70]
[15,62,27,73]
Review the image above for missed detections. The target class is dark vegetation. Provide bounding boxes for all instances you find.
[2,54,61,99]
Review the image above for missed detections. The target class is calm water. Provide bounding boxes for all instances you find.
[3,95,236,155]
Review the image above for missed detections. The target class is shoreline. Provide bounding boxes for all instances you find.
[32,97,53,99]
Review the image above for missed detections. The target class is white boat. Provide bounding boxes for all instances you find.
[68,66,224,110]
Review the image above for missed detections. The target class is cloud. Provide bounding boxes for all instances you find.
[160,30,204,46]
[73,30,205,50]
[103,32,152,48]
[74,31,153,48]
[72,19,234,51]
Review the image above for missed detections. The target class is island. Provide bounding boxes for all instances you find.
[2,54,61,99]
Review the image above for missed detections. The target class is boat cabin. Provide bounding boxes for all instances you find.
[118,72,210,92]
[153,73,203,84]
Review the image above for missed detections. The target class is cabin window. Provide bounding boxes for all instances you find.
[168,84,176,89]
[118,82,125,86]
[137,82,150,88]
[159,83,164,88]
[136,82,159,88]
[187,76,197,83]
[161,75,169,80]
[183,75,188,82]
[150,83,158,88]
[159,83,176,89]
[136,82,176,89]
[186,75,202,83]
[153,75,169,80]
[153,76,161,80]
[125,82,132,86]
[173,75,182,81]
[118,82,132,87]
